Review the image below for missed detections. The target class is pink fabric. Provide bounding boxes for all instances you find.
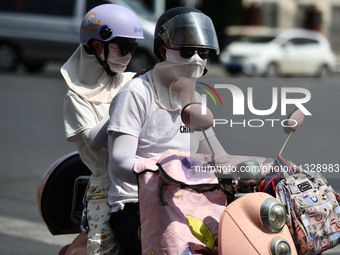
[137,172,226,254]
[135,150,227,254]
[134,150,273,254]
[134,157,159,172]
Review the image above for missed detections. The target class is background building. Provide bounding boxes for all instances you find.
[143,0,340,54]
[234,0,340,53]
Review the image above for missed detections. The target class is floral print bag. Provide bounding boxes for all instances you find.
[275,155,340,255]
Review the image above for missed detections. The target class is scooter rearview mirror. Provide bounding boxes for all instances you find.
[181,103,214,131]
[181,103,215,165]
[283,108,305,134]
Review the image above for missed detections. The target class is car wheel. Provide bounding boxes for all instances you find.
[24,61,46,73]
[266,63,280,78]
[127,49,155,72]
[317,64,331,78]
[0,41,20,72]
[266,62,279,78]
[226,67,242,76]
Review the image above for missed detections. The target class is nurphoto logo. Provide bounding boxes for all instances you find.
[198,83,311,128]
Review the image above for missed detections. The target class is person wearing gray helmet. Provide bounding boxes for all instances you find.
[107,6,227,254]
[62,4,143,255]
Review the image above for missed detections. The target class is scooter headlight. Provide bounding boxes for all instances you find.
[260,198,287,233]
[270,237,291,255]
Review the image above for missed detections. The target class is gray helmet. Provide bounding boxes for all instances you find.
[154,7,219,60]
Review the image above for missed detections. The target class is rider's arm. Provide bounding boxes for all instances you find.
[107,77,156,183]
[108,132,138,184]
[81,113,109,151]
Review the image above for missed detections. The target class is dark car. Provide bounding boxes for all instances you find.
[0,0,156,72]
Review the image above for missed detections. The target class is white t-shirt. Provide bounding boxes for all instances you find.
[107,72,212,211]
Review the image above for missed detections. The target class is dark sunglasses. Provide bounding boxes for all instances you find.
[180,47,210,59]
[111,40,138,56]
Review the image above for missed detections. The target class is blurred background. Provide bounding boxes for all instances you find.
[1,0,340,254]
[1,0,340,75]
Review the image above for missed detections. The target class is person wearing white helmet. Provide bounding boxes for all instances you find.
[106,6,227,254]
[62,4,143,255]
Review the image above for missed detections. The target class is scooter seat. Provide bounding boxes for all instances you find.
[37,152,91,235]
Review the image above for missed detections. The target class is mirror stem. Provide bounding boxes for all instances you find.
[278,132,293,156]
[201,128,215,165]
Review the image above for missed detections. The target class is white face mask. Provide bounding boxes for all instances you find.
[165,48,207,78]
[100,43,131,74]
[61,45,128,104]
[150,49,207,111]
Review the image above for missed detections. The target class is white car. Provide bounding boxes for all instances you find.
[219,28,337,77]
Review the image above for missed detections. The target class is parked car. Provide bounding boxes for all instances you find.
[219,28,337,77]
[0,0,157,73]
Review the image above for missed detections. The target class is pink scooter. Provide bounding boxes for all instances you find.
[181,103,299,255]
[37,104,302,255]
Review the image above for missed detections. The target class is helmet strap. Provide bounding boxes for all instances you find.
[93,42,117,76]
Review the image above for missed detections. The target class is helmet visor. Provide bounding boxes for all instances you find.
[159,12,220,55]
